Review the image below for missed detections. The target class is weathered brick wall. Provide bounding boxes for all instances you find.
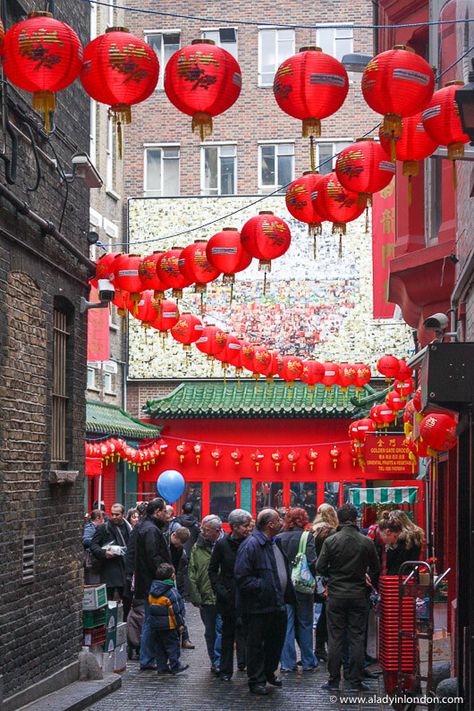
[127,380,177,418]
[0,0,90,702]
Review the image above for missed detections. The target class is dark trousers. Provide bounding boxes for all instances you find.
[315,600,328,652]
[200,604,220,667]
[245,609,287,688]
[220,612,246,676]
[326,597,369,685]
[154,629,181,672]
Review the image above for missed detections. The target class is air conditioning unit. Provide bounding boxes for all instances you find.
[103,360,118,374]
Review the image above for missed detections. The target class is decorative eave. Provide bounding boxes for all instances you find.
[86,400,161,439]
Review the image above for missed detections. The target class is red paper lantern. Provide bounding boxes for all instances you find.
[272,450,283,472]
[315,173,367,237]
[300,359,325,392]
[349,421,361,441]
[112,289,128,317]
[330,445,341,469]
[273,46,348,136]
[394,378,415,400]
[211,447,222,467]
[113,254,143,311]
[335,139,395,203]
[91,252,120,288]
[370,404,386,428]
[240,212,291,274]
[379,405,395,427]
[81,27,159,156]
[206,228,252,286]
[127,290,156,327]
[422,82,471,161]
[240,342,256,374]
[377,354,400,380]
[287,449,300,472]
[413,387,423,414]
[150,299,179,333]
[251,345,278,384]
[339,363,358,391]
[354,363,372,390]
[171,312,203,350]
[403,399,416,424]
[278,355,304,387]
[176,441,189,463]
[361,45,434,138]
[3,12,83,132]
[397,359,414,382]
[250,449,264,472]
[321,361,340,389]
[285,172,325,238]
[139,252,167,303]
[157,247,194,300]
[357,418,376,440]
[386,390,405,412]
[420,413,457,452]
[306,448,318,471]
[164,39,241,138]
[379,112,438,179]
[179,240,221,294]
[230,448,243,465]
[221,335,242,373]
[195,324,221,361]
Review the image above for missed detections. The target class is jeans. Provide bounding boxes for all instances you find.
[140,612,157,668]
[245,609,287,688]
[220,612,247,676]
[155,629,181,672]
[326,597,369,685]
[281,594,318,670]
[315,599,328,653]
[199,604,222,668]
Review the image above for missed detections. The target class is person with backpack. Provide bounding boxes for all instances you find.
[276,507,318,672]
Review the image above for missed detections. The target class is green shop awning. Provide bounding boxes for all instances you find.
[350,486,418,506]
[86,400,161,440]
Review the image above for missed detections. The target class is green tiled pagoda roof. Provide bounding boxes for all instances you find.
[86,400,161,439]
[144,381,375,420]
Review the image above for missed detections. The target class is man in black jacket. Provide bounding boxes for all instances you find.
[172,501,200,555]
[90,503,131,607]
[209,508,252,681]
[130,498,172,670]
[316,504,380,693]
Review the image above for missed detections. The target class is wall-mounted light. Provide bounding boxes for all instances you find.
[64,153,103,188]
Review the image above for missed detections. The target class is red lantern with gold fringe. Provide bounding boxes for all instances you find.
[386,390,405,413]
[195,324,221,361]
[339,363,357,391]
[361,45,434,139]
[397,359,414,382]
[206,227,252,297]
[250,449,264,472]
[149,299,179,333]
[139,252,167,303]
[420,412,457,452]
[285,172,325,242]
[330,445,341,469]
[240,342,256,374]
[422,82,470,161]
[394,378,414,400]
[287,449,300,472]
[306,448,318,471]
[273,46,348,137]
[113,253,143,312]
[176,441,189,463]
[81,27,159,157]
[230,448,243,465]
[315,173,366,239]
[300,359,325,393]
[3,12,83,132]
[377,354,400,380]
[241,212,291,285]
[321,361,340,389]
[278,355,304,388]
[164,39,241,139]
[127,290,156,328]
[370,404,386,428]
[211,447,222,467]
[335,139,395,203]
[179,240,221,294]
[272,450,283,472]
[157,247,194,300]
[171,312,203,350]
[354,363,372,391]
[356,418,376,440]
[90,252,120,288]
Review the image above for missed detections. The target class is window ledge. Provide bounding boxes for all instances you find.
[104,391,117,397]
[87,385,100,392]
[106,189,121,202]
[49,470,79,486]
[109,323,119,332]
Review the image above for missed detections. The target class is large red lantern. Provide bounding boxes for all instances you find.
[3,12,83,132]
[315,173,367,239]
[394,378,415,400]
[285,172,326,240]
[422,82,471,165]
[300,359,325,392]
[354,363,372,391]
[370,404,386,428]
[361,45,434,139]
[149,299,179,333]
[218,334,241,379]
[278,355,304,389]
[377,354,400,380]
[252,346,279,385]
[81,27,159,157]
[139,252,167,303]
[357,418,376,440]
[321,361,340,389]
[240,212,291,288]
[386,390,405,413]
[338,363,358,391]
[379,405,396,428]
[420,413,457,453]
[113,254,143,311]
[171,312,203,350]
[240,342,256,376]
[164,39,241,139]
[90,252,120,288]
[396,359,413,382]
[335,139,395,203]
[179,240,221,294]
[157,247,193,300]
[273,46,348,136]
[206,228,252,292]
[195,324,221,361]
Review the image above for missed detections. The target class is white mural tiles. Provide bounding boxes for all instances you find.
[127,196,413,379]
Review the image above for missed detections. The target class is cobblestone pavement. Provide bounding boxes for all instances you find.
[86,605,392,711]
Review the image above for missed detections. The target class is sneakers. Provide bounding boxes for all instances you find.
[210,666,220,675]
[266,675,282,687]
[171,664,189,675]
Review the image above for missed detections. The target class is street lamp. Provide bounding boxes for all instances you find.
[341,53,373,73]
[455,59,474,145]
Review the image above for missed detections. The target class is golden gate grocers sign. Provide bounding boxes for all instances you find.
[364,434,413,475]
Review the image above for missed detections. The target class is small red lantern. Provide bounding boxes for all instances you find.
[397,359,414,382]
[339,363,357,391]
[272,450,283,472]
[422,82,471,162]
[394,378,415,400]
[379,405,395,428]
[230,448,243,465]
[179,240,221,295]
[81,27,159,157]
[349,421,361,441]
[370,404,386,429]
[377,354,400,381]
[221,336,242,376]
[306,448,318,472]
[330,445,341,469]
[250,449,264,472]
[252,346,278,386]
[357,418,376,440]
[139,252,167,304]
[91,252,120,288]
[157,247,194,300]
[386,390,405,413]
[211,447,222,467]
[195,324,221,361]
[278,355,304,389]
[354,363,372,391]
[206,228,252,288]
[3,12,83,132]
[300,359,325,393]
[113,254,143,312]
[335,139,395,203]
[150,299,180,334]
[285,172,325,242]
[287,449,300,472]
[164,39,242,139]
[321,362,340,390]
[241,212,291,288]
[176,441,189,463]
[127,290,156,328]
[273,46,348,137]
[361,45,434,139]
[171,312,203,351]
[240,342,256,374]
[315,173,367,240]
[420,413,457,453]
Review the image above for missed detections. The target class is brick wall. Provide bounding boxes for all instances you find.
[0,0,90,703]
[127,380,177,418]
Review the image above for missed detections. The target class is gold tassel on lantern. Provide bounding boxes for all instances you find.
[109,104,132,160]
[448,143,464,190]
[32,91,56,133]
[403,160,419,207]
[192,111,213,140]
[302,117,321,137]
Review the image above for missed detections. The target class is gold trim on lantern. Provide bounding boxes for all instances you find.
[299,46,321,52]
[192,38,215,45]
[332,222,346,236]
[382,113,402,140]
[172,288,183,300]
[192,112,213,140]
[403,160,419,177]
[222,273,235,285]
[258,259,271,272]
[302,118,321,137]
[32,91,56,133]
[109,104,132,160]
[106,26,130,33]
[29,10,53,17]
[447,142,465,161]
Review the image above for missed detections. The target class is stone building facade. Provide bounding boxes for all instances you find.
[0,1,91,707]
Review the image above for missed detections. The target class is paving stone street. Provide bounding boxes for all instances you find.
[86,605,392,711]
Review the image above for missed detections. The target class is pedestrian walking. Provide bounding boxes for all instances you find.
[90,503,131,606]
[83,509,105,585]
[208,508,252,680]
[316,504,380,693]
[173,502,201,555]
[166,526,195,649]
[235,508,295,696]
[312,504,338,662]
[188,514,223,674]
[277,507,318,672]
[126,508,140,528]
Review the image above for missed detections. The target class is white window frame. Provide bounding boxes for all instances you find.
[315,138,354,174]
[200,143,237,196]
[258,27,295,87]
[143,144,180,197]
[144,30,181,90]
[90,0,97,40]
[315,24,354,60]
[89,100,97,168]
[87,367,97,390]
[258,141,295,193]
[106,120,114,192]
[103,372,115,395]
[107,0,115,28]
[201,27,238,59]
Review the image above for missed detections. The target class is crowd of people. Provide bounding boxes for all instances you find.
[83,498,424,694]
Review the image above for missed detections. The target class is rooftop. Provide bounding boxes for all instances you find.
[86,400,161,439]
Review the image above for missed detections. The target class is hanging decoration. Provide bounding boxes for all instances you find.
[240,212,291,293]
[211,447,222,467]
[285,172,325,255]
[230,448,243,465]
[85,438,165,470]
[157,247,194,300]
[193,443,202,464]
[419,413,457,454]
[195,324,222,362]
[3,12,83,132]
[273,46,348,137]
[306,448,318,472]
[164,39,242,139]
[354,363,372,393]
[393,378,414,400]
[315,173,367,248]
[271,450,283,472]
[179,239,221,300]
[377,354,400,382]
[113,253,143,314]
[139,252,167,304]
[361,45,434,143]
[356,418,376,440]
[300,359,325,398]
[250,449,265,472]
[385,390,405,419]
[171,312,203,353]
[321,361,340,390]
[126,290,157,329]
[396,359,414,382]
[206,227,252,300]
[287,449,300,472]
[90,252,120,289]
[176,441,190,463]
[150,298,180,335]
[278,355,304,391]
[81,27,159,157]
[335,138,395,204]
[370,403,386,429]
[330,445,341,469]
[338,363,358,392]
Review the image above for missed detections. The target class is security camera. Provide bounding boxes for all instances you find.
[423,313,449,332]
[98,278,115,302]
[87,230,99,246]
[70,153,103,188]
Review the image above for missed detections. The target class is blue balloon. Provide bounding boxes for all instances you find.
[157,470,185,504]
